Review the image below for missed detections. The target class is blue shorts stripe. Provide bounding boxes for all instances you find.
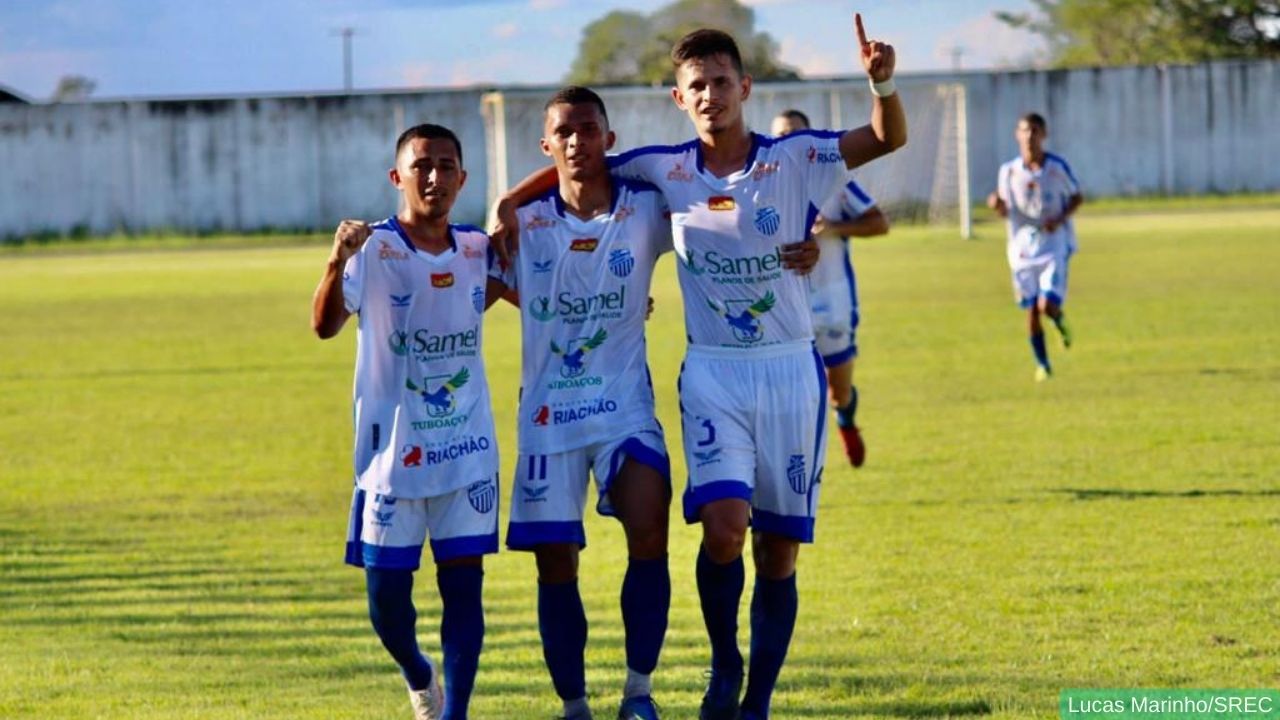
[506,520,587,550]
[430,532,499,562]
[809,346,828,517]
[752,508,816,543]
[682,479,753,524]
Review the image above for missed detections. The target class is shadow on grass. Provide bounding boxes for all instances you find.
[1054,487,1280,501]
[0,360,345,383]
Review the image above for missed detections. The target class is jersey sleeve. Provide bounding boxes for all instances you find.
[786,131,848,208]
[608,146,673,184]
[1055,156,1081,195]
[342,248,365,314]
[841,180,877,218]
[997,162,1012,205]
[652,195,674,256]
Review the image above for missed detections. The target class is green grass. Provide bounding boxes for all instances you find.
[1,202,1277,719]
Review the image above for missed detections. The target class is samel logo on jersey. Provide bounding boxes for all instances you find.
[431,273,455,288]
[708,196,736,211]
[707,291,776,343]
[570,238,599,253]
[551,328,608,379]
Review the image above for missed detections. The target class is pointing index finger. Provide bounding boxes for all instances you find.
[855,12,868,48]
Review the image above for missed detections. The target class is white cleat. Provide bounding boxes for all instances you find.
[1035,365,1052,383]
[408,659,444,720]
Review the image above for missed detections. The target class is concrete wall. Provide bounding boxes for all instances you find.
[0,90,489,238]
[1,61,1276,238]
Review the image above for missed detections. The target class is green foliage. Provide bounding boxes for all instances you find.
[2,201,1278,717]
[567,0,799,86]
[997,0,1280,66]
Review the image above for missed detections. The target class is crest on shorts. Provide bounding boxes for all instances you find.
[468,479,496,514]
[787,454,808,494]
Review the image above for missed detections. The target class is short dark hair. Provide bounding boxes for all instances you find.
[1020,112,1047,131]
[671,29,745,77]
[395,123,463,166]
[544,85,609,126]
[778,109,810,129]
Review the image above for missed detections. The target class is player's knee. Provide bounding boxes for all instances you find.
[701,516,748,563]
[753,532,800,580]
[624,515,669,559]
[533,543,579,584]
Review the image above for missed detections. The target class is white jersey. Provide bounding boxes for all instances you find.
[609,130,847,350]
[343,218,499,498]
[496,178,672,454]
[997,152,1081,264]
[810,177,876,293]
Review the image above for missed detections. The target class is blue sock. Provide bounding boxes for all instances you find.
[836,385,858,428]
[1030,332,1050,370]
[621,555,670,675]
[741,573,799,717]
[366,568,434,690]
[695,545,744,675]
[437,565,484,720]
[538,580,588,701]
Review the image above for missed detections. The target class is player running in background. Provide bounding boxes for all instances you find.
[987,112,1082,382]
[492,15,905,720]
[771,109,890,468]
[312,124,507,720]
[488,85,676,720]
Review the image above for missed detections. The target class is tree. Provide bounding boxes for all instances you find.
[567,0,799,85]
[51,75,96,102]
[996,0,1280,67]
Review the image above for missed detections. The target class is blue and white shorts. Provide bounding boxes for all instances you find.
[507,423,670,550]
[678,341,828,543]
[1009,228,1071,308]
[344,475,500,570]
[810,279,860,367]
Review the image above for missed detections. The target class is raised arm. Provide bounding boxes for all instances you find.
[311,220,370,339]
[838,13,907,170]
[487,165,558,264]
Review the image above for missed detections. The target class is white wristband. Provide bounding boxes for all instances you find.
[869,78,896,97]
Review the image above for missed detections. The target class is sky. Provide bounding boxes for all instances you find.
[0,0,1043,101]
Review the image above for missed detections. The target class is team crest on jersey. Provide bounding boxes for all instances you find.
[431,272,455,288]
[666,162,694,182]
[528,296,556,322]
[379,240,409,261]
[401,445,423,467]
[707,291,776,343]
[388,330,409,356]
[467,478,496,514]
[532,259,554,273]
[708,196,736,211]
[406,368,470,418]
[787,454,808,494]
[570,238,599,253]
[551,328,608,378]
[525,215,555,231]
[471,286,486,314]
[754,206,781,236]
[752,161,780,181]
[608,249,635,278]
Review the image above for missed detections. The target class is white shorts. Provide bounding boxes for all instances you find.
[810,279,860,367]
[1008,229,1070,308]
[507,424,670,550]
[345,475,499,570]
[678,341,827,542]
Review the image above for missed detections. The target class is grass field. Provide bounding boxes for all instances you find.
[1,204,1277,719]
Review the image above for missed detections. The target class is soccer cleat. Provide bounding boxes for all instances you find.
[700,669,743,720]
[618,695,662,720]
[1056,316,1073,349]
[560,705,595,720]
[837,423,866,468]
[408,679,444,720]
[1035,365,1051,383]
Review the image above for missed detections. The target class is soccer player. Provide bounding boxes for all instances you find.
[492,16,905,720]
[986,112,1082,381]
[488,85,676,720]
[312,123,507,720]
[770,109,890,468]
